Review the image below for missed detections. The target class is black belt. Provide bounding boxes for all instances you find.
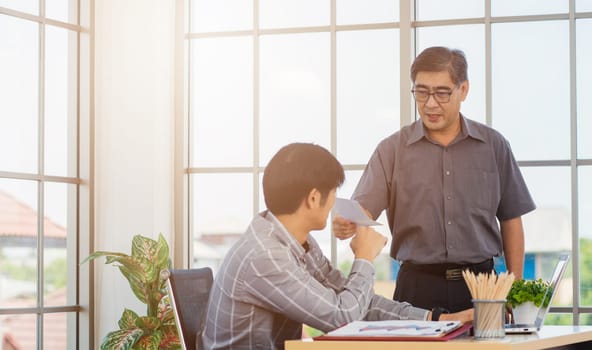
[402,259,494,281]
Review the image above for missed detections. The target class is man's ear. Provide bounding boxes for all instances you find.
[305,188,321,209]
[459,80,469,101]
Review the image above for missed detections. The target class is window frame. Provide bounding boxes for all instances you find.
[180,0,592,325]
[0,0,93,348]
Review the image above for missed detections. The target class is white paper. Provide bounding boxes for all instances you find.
[324,320,462,337]
[334,198,381,226]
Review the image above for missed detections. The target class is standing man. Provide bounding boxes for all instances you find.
[203,143,472,350]
[333,46,535,314]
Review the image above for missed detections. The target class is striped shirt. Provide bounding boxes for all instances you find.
[202,211,428,350]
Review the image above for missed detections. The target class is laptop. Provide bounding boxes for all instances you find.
[505,254,570,334]
[166,278,188,350]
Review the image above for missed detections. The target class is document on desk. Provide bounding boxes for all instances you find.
[334,198,381,226]
[315,320,470,342]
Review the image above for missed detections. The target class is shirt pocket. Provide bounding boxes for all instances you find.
[461,167,500,212]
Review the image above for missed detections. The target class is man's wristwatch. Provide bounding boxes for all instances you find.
[431,307,450,321]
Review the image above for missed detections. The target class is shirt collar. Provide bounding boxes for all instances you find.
[262,210,308,257]
[406,114,486,145]
[460,114,487,143]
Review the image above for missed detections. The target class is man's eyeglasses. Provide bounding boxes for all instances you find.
[411,87,456,103]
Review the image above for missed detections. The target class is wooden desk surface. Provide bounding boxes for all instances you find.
[285,326,592,350]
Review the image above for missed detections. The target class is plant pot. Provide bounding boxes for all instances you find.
[512,301,539,324]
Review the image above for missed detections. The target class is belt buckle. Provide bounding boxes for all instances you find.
[445,268,463,280]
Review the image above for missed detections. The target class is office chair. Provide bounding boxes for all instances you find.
[166,267,213,350]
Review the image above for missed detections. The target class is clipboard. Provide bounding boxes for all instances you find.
[315,320,472,342]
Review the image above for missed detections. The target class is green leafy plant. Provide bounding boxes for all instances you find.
[82,233,181,350]
[506,278,552,308]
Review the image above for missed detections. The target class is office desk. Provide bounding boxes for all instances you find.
[285,326,592,350]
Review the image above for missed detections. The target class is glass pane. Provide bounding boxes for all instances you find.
[258,172,264,213]
[0,15,39,173]
[44,182,76,307]
[190,0,252,32]
[492,21,570,161]
[577,19,592,159]
[520,167,572,309]
[416,24,486,124]
[336,0,399,25]
[582,313,592,325]
[492,0,569,16]
[545,313,574,326]
[190,37,253,167]
[0,313,38,349]
[577,0,592,12]
[520,167,571,255]
[44,312,74,349]
[45,26,78,177]
[259,33,330,165]
[190,173,253,272]
[0,0,38,15]
[416,0,483,21]
[0,179,38,308]
[336,29,399,165]
[46,0,78,24]
[259,0,329,29]
[580,166,592,306]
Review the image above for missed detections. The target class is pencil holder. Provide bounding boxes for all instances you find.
[472,299,506,339]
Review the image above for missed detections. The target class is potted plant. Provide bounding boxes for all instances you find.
[82,233,181,350]
[506,278,552,324]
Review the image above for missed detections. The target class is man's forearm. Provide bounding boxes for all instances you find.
[501,217,525,280]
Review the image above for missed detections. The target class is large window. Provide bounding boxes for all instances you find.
[184,0,592,325]
[0,1,91,348]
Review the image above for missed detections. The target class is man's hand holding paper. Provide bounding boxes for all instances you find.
[333,198,382,240]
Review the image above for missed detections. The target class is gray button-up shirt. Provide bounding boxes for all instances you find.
[202,211,428,350]
[353,116,536,265]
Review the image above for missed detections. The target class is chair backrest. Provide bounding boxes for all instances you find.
[166,267,213,350]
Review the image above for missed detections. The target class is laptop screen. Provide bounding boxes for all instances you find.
[166,278,187,350]
[533,254,570,328]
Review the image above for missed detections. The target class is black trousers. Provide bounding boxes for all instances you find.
[393,259,495,313]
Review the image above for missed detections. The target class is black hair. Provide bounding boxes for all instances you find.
[411,46,468,86]
[263,143,345,215]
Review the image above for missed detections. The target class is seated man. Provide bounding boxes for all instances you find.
[202,143,472,350]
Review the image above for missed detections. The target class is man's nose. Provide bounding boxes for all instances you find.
[425,93,439,107]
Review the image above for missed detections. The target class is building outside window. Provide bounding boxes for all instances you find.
[0,0,91,348]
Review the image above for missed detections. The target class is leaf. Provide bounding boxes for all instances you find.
[80,251,128,265]
[155,233,170,271]
[112,255,160,304]
[118,309,140,330]
[158,297,175,325]
[100,328,143,350]
[132,331,162,350]
[131,235,159,264]
[158,325,182,350]
[135,316,161,331]
[131,237,164,283]
[114,256,153,279]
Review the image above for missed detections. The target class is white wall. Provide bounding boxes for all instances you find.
[94,0,176,344]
